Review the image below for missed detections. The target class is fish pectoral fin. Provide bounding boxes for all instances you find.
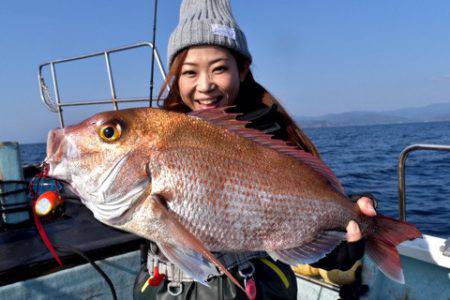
[269,230,346,266]
[150,194,246,294]
[157,242,218,285]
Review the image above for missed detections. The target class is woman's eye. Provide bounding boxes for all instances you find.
[213,66,227,73]
[98,123,122,142]
[181,70,196,77]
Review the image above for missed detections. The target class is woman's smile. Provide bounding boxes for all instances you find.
[194,96,224,109]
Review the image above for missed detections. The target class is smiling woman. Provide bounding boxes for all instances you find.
[134,0,377,299]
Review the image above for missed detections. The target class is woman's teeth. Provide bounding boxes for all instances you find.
[197,98,219,105]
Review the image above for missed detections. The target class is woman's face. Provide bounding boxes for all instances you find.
[178,46,247,111]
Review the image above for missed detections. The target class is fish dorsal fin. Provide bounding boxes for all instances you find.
[269,230,346,266]
[189,108,345,194]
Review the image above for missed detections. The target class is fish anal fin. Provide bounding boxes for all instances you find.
[150,194,247,295]
[269,231,346,266]
[189,107,345,194]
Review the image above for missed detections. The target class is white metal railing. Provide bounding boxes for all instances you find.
[38,41,168,127]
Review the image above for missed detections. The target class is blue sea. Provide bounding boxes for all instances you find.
[21,121,450,238]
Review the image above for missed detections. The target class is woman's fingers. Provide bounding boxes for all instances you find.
[346,220,362,242]
[345,197,377,242]
[357,196,377,216]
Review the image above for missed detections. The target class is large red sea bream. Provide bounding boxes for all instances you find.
[45,107,421,293]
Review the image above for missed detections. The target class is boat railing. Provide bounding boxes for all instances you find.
[38,41,168,128]
[398,144,450,221]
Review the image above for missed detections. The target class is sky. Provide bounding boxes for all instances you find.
[1,0,450,143]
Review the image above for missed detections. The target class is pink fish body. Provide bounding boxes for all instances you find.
[45,107,421,290]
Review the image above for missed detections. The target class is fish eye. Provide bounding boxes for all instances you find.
[98,122,122,142]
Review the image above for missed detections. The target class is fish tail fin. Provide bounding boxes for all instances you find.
[366,215,422,284]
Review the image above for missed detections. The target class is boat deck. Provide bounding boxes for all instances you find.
[1,239,449,299]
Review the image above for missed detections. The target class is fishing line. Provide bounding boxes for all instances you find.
[149,0,158,107]
[54,244,118,300]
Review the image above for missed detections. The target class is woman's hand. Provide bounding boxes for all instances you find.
[346,197,377,242]
[311,195,377,271]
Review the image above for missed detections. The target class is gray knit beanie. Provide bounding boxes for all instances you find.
[167,0,252,66]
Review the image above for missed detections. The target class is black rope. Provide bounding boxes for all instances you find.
[54,245,117,300]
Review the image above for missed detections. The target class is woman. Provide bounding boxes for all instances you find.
[134,0,376,299]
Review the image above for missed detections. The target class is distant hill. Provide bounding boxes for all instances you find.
[297,103,450,128]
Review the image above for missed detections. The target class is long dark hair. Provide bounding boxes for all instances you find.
[158,48,320,158]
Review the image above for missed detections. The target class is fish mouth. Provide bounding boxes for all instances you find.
[44,128,69,180]
[46,129,64,160]
[40,161,62,181]
[43,156,71,182]
[42,159,55,175]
